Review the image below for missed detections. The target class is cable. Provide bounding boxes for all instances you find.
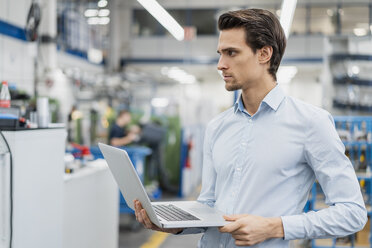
[0,131,13,248]
[25,1,41,42]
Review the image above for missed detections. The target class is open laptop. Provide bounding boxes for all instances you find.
[98,143,227,228]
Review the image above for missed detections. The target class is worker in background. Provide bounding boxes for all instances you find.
[109,110,139,147]
[134,8,367,247]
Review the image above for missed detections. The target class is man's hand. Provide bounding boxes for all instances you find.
[219,214,284,246]
[134,200,184,234]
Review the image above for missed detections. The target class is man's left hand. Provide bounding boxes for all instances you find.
[219,214,284,246]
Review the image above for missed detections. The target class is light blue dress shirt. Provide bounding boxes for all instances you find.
[180,85,367,247]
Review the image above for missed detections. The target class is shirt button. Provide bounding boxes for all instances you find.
[220,244,224,248]
[236,167,241,171]
[241,142,247,146]
[248,119,253,123]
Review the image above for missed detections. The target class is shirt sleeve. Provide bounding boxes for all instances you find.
[176,124,217,236]
[281,111,368,240]
[197,123,217,208]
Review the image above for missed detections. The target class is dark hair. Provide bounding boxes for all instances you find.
[118,110,130,117]
[218,9,286,81]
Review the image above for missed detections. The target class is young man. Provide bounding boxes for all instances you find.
[109,110,139,146]
[134,8,367,247]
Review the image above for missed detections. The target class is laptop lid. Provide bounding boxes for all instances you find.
[98,143,161,227]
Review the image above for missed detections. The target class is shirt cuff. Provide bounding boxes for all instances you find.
[281,215,306,240]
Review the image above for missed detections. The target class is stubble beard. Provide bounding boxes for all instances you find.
[225,80,242,91]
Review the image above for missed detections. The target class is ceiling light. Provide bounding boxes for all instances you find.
[87,17,100,25]
[354,28,367,36]
[137,0,184,41]
[98,9,110,17]
[85,9,98,17]
[88,48,103,64]
[161,67,169,75]
[279,0,297,38]
[151,98,169,108]
[161,67,196,84]
[99,17,110,25]
[327,9,334,17]
[351,66,360,75]
[98,0,108,8]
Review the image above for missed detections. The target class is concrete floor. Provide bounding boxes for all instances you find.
[118,214,311,248]
[118,214,202,248]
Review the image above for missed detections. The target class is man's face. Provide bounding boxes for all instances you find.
[118,113,131,127]
[217,28,263,91]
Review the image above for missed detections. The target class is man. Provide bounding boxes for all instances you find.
[109,110,139,146]
[134,8,367,247]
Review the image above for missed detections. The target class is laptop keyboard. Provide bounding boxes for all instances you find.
[153,204,200,221]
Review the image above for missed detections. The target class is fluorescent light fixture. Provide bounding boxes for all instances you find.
[351,65,360,75]
[151,98,169,108]
[99,17,110,25]
[85,9,98,17]
[161,67,196,84]
[87,17,110,25]
[87,17,100,25]
[354,28,367,36]
[98,0,108,8]
[137,0,184,41]
[277,66,297,84]
[88,48,103,64]
[98,9,110,17]
[327,9,334,17]
[279,0,297,38]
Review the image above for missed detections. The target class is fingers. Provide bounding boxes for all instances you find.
[235,240,252,246]
[134,200,147,225]
[141,209,153,229]
[223,214,248,221]
[219,220,241,233]
[133,200,161,231]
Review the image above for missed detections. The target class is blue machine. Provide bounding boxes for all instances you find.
[90,145,155,214]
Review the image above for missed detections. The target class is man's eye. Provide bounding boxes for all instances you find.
[227,50,236,56]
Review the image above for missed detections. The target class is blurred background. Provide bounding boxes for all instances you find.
[0,0,372,247]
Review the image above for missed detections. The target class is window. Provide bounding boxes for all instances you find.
[291,7,307,35]
[310,6,337,35]
[190,9,217,35]
[341,6,369,36]
[132,9,164,36]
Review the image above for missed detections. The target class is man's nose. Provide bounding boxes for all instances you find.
[217,56,227,71]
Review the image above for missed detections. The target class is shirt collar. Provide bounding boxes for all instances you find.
[233,84,286,114]
[234,94,245,114]
[262,84,286,111]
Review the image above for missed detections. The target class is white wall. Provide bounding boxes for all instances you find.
[0,0,104,98]
[0,0,35,94]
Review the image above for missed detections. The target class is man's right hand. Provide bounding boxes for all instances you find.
[134,200,184,234]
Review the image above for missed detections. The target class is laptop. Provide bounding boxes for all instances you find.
[98,143,227,228]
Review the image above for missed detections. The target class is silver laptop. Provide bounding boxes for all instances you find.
[98,143,227,228]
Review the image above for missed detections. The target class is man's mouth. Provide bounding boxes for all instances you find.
[223,75,233,80]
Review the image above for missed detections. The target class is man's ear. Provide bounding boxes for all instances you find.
[258,46,273,64]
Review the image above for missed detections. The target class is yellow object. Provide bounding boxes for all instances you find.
[141,232,170,248]
[360,153,365,163]
[360,179,365,188]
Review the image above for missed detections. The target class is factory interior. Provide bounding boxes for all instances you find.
[1,0,372,247]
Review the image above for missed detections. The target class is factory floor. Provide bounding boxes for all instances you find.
[118,214,202,248]
[117,186,308,248]
[118,214,309,248]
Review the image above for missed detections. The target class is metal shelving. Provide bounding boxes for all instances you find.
[310,116,372,248]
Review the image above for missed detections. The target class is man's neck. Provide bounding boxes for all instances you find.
[241,76,277,116]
